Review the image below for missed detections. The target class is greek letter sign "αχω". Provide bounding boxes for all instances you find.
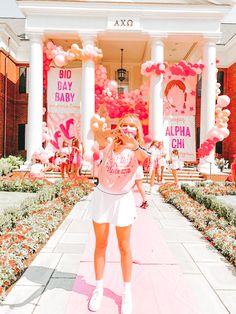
[107,17,140,30]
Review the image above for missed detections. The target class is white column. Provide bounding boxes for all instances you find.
[80,34,96,153]
[198,40,218,173]
[149,37,164,140]
[26,34,43,163]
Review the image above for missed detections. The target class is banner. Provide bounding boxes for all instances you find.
[164,116,196,161]
[163,70,196,116]
[46,68,82,150]
[163,70,197,161]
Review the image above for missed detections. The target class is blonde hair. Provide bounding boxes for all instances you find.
[62,140,69,147]
[172,149,179,156]
[72,138,79,147]
[118,114,144,145]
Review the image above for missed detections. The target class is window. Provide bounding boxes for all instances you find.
[197,74,202,97]
[217,71,224,94]
[215,141,222,154]
[18,124,25,150]
[196,127,200,149]
[19,67,27,93]
[198,71,224,97]
[115,70,129,94]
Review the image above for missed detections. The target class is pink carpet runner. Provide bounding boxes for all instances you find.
[66,191,199,314]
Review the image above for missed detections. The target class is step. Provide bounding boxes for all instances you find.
[163,178,205,182]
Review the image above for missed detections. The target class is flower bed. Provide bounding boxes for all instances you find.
[181,183,236,225]
[159,183,236,267]
[0,177,92,300]
[0,156,24,176]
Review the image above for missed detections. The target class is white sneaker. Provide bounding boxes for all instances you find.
[121,292,133,314]
[88,288,103,312]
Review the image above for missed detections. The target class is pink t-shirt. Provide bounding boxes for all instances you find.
[98,144,139,193]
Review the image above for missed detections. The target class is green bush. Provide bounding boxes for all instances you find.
[0,156,24,176]
[181,184,236,226]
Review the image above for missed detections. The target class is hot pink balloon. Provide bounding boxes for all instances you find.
[93,151,100,161]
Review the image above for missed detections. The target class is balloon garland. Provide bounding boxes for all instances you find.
[169,60,204,76]
[43,52,52,89]
[141,60,204,77]
[95,65,149,121]
[197,92,231,158]
[44,41,103,68]
[141,61,168,77]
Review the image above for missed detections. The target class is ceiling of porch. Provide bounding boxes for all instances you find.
[50,35,198,64]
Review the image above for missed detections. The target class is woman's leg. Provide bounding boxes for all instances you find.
[74,164,79,177]
[61,164,65,178]
[70,164,75,177]
[160,166,164,182]
[116,225,133,313]
[135,180,148,208]
[93,221,109,280]
[135,180,146,203]
[172,169,178,185]
[65,163,70,178]
[157,166,160,183]
[89,222,109,311]
[150,168,156,187]
[116,225,132,282]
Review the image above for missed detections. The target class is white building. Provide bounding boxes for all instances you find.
[1,0,236,172]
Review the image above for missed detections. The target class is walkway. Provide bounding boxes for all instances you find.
[1,184,236,313]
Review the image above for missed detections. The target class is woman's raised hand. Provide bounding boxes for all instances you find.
[114,128,139,151]
[90,114,111,146]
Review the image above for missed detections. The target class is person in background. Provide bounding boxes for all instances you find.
[231,154,236,187]
[170,149,180,186]
[158,141,167,184]
[70,138,83,178]
[149,140,160,193]
[135,163,148,209]
[29,158,45,180]
[60,140,71,179]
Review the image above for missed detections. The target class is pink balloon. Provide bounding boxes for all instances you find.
[223,109,230,116]
[199,63,204,70]
[217,95,230,108]
[93,151,100,161]
[179,60,187,67]
[46,41,54,50]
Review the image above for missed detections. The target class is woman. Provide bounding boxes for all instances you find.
[60,140,71,179]
[70,138,83,178]
[170,149,180,186]
[158,141,167,184]
[135,164,148,209]
[87,114,148,314]
[149,140,160,193]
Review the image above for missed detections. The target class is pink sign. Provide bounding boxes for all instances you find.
[163,70,197,116]
[164,116,196,161]
[46,68,82,151]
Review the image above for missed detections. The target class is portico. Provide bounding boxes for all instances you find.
[17,0,234,172]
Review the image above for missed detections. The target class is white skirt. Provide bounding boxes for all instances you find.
[82,184,137,227]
